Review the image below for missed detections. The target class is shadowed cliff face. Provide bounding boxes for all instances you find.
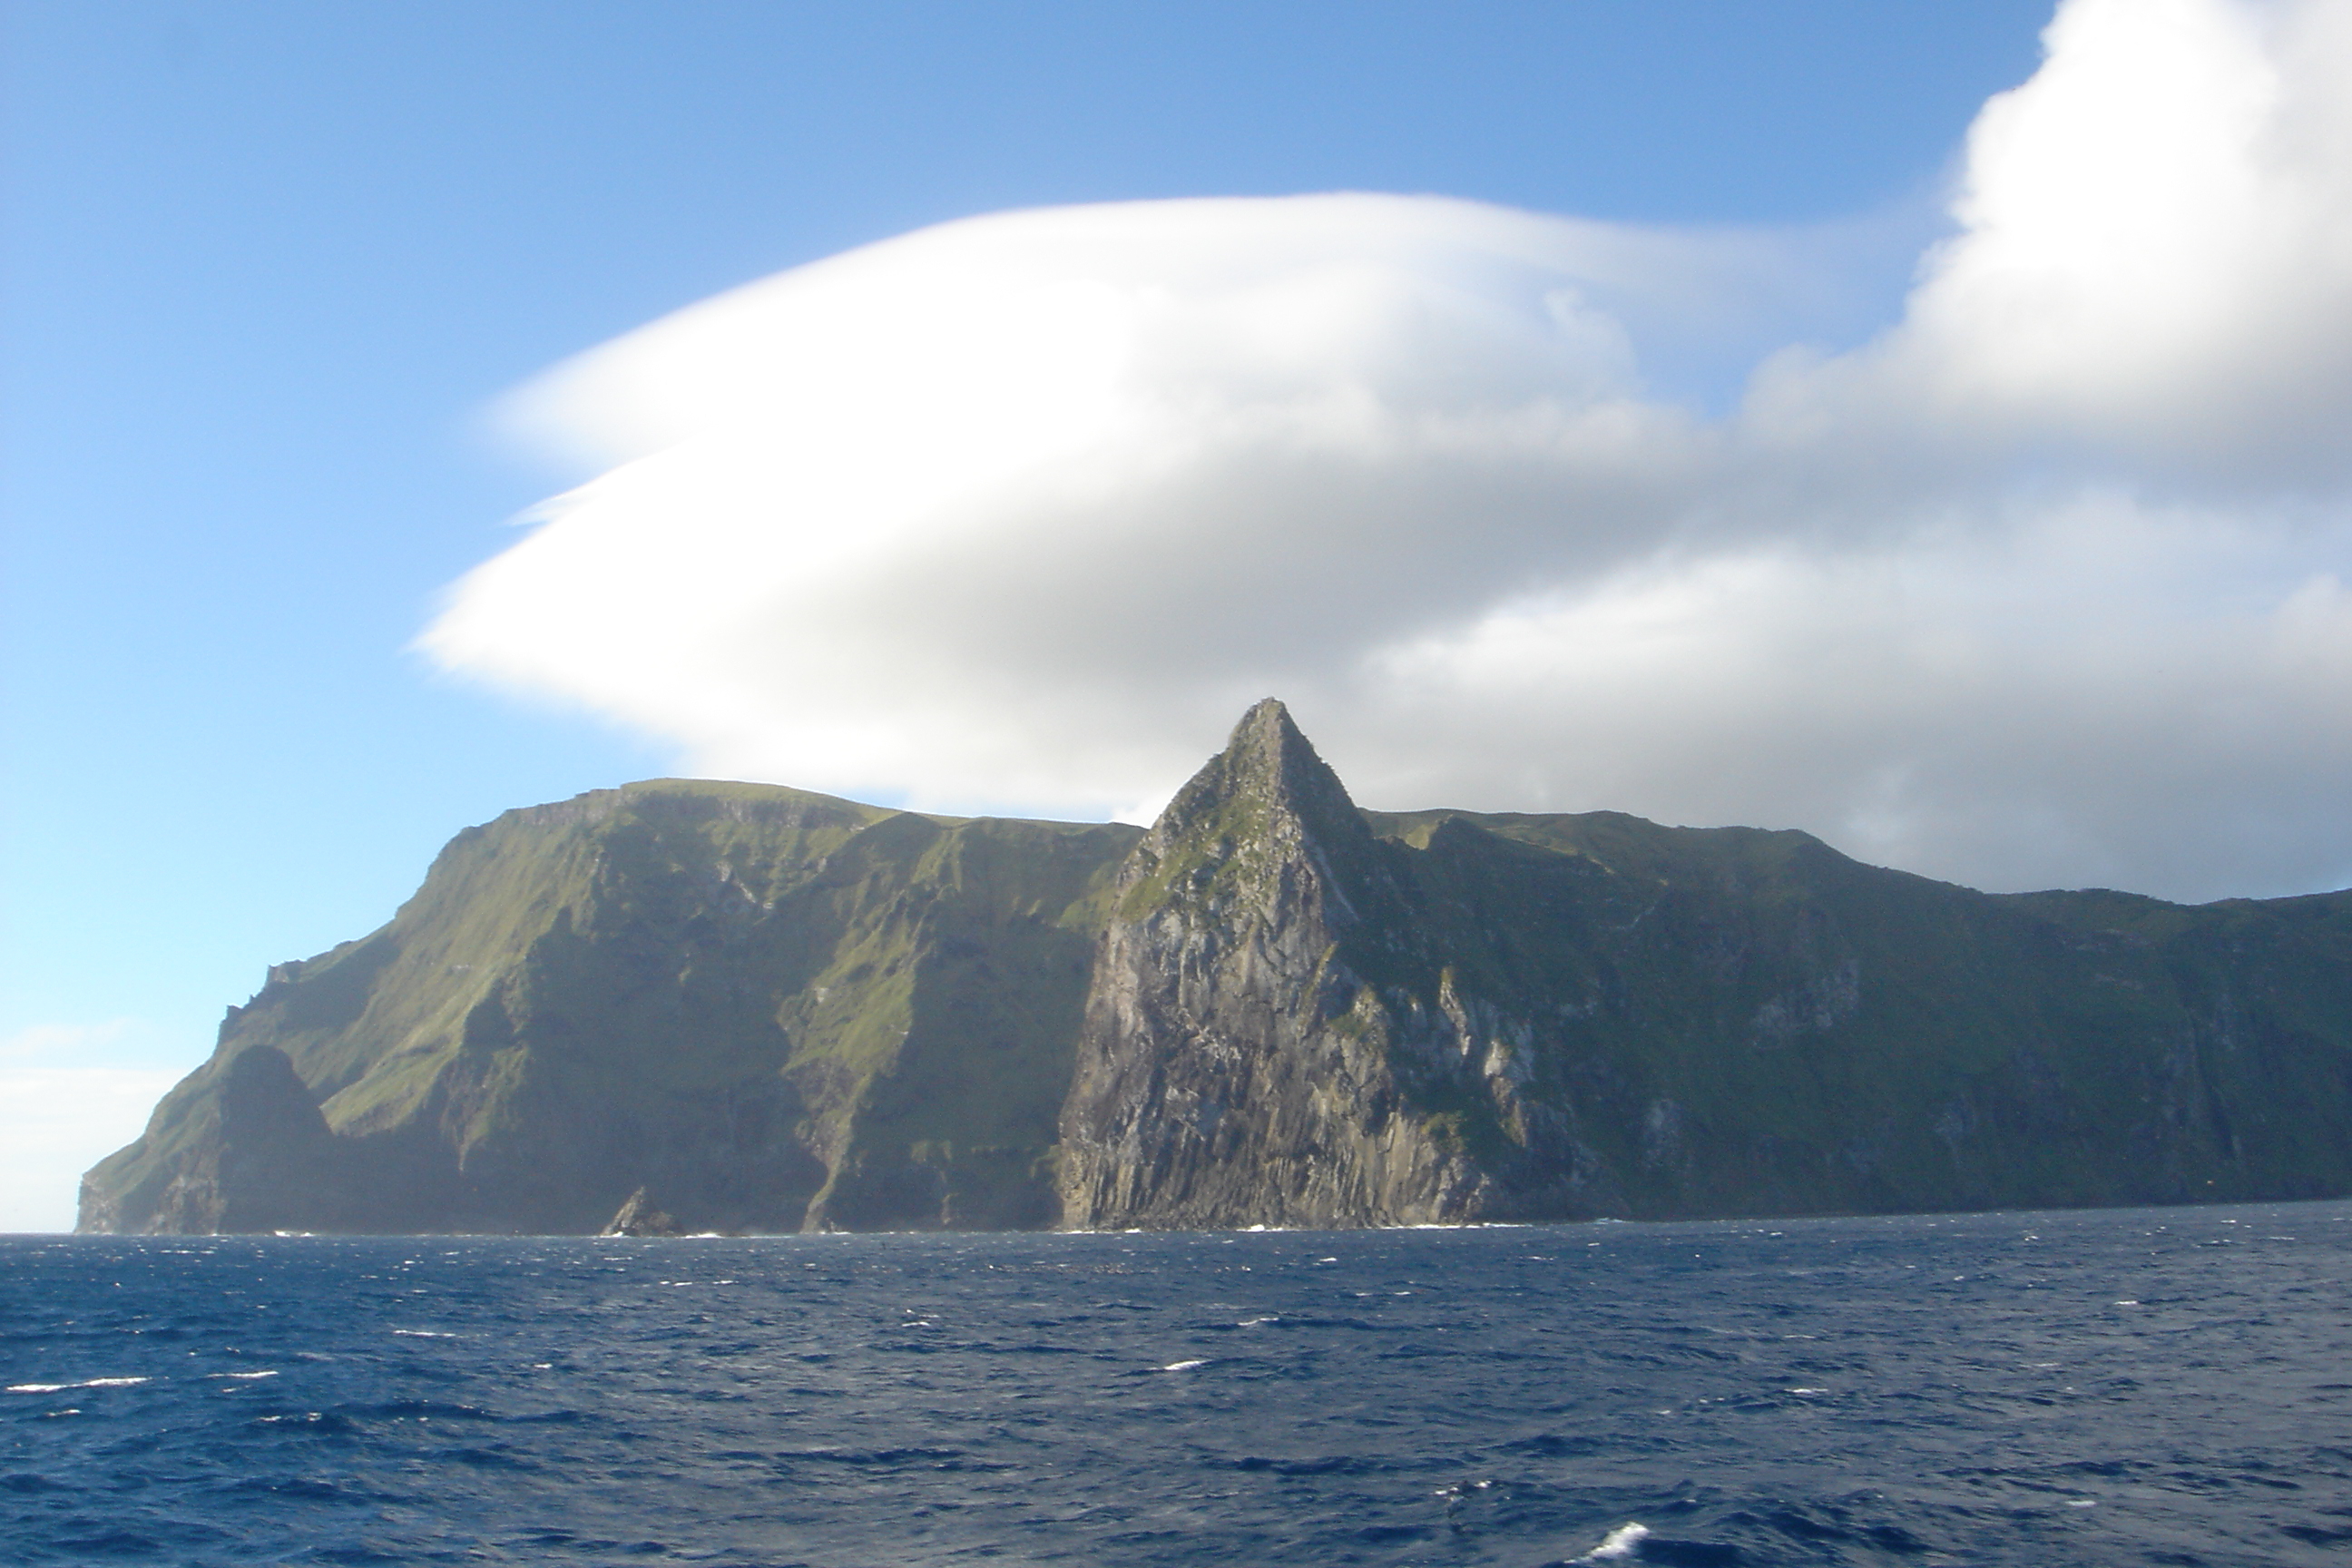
[1059,701,2352,1230]
[81,784,1138,1236]
[80,705,2352,1235]
[73,1044,344,1237]
[1057,700,1492,1229]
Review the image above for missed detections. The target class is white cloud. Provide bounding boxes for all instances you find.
[1354,495,2352,897]
[1762,0,2352,483]
[425,0,2352,903]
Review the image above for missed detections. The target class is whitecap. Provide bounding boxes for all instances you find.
[1160,1358,1209,1372]
[6,1377,150,1394]
[1580,1522,1650,1561]
[207,1370,279,1381]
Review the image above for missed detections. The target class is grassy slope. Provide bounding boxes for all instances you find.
[86,781,1137,1233]
[85,778,2352,1232]
[1366,808,2352,1217]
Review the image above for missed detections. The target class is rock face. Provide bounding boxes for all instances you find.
[1061,701,2352,1229]
[74,1044,346,1236]
[1058,701,1500,1228]
[81,703,2352,1235]
[81,781,1136,1236]
[602,1187,684,1237]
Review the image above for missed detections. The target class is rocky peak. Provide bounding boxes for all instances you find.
[1152,699,1361,845]
[85,712,2352,1240]
[1118,699,1386,933]
[1057,701,1484,1230]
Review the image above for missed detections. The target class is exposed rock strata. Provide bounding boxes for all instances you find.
[82,781,1135,1235]
[602,1187,685,1237]
[80,704,2352,1235]
[1061,702,2352,1228]
[1059,701,1525,1227]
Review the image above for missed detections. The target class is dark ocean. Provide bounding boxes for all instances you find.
[5,1203,2349,1567]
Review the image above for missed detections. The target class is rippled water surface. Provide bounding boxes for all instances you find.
[5,1203,2351,1565]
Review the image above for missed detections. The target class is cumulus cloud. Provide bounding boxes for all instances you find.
[1758,0,2352,484]
[424,0,2352,903]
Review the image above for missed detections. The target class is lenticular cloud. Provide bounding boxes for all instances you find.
[422,0,2352,904]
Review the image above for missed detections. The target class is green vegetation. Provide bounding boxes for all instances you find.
[80,709,2352,1236]
[83,780,1137,1234]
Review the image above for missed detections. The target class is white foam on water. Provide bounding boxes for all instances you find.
[389,1329,459,1338]
[1160,1358,1209,1372]
[207,1369,279,1380]
[1580,1521,1651,1561]
[6,1377,151,1394]
[1787,1387,1828,1396]
[1236,1316,1279,1328]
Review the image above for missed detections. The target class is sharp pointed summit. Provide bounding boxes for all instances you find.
[1180,697,1362,840]
[76,701,2352,1236]
[1111,698,1389,940]
[1057,701,1496,1230]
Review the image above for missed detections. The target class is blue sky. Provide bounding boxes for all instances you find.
[18,0,2334,1230]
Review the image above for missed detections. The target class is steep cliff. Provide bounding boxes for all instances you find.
[1059,703,2352,1227]
[81,781,1135,1235]
[81,705,2352,1235]
[1058,700,1496,1229]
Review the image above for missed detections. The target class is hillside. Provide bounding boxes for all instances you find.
[82,704,2352,1233]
